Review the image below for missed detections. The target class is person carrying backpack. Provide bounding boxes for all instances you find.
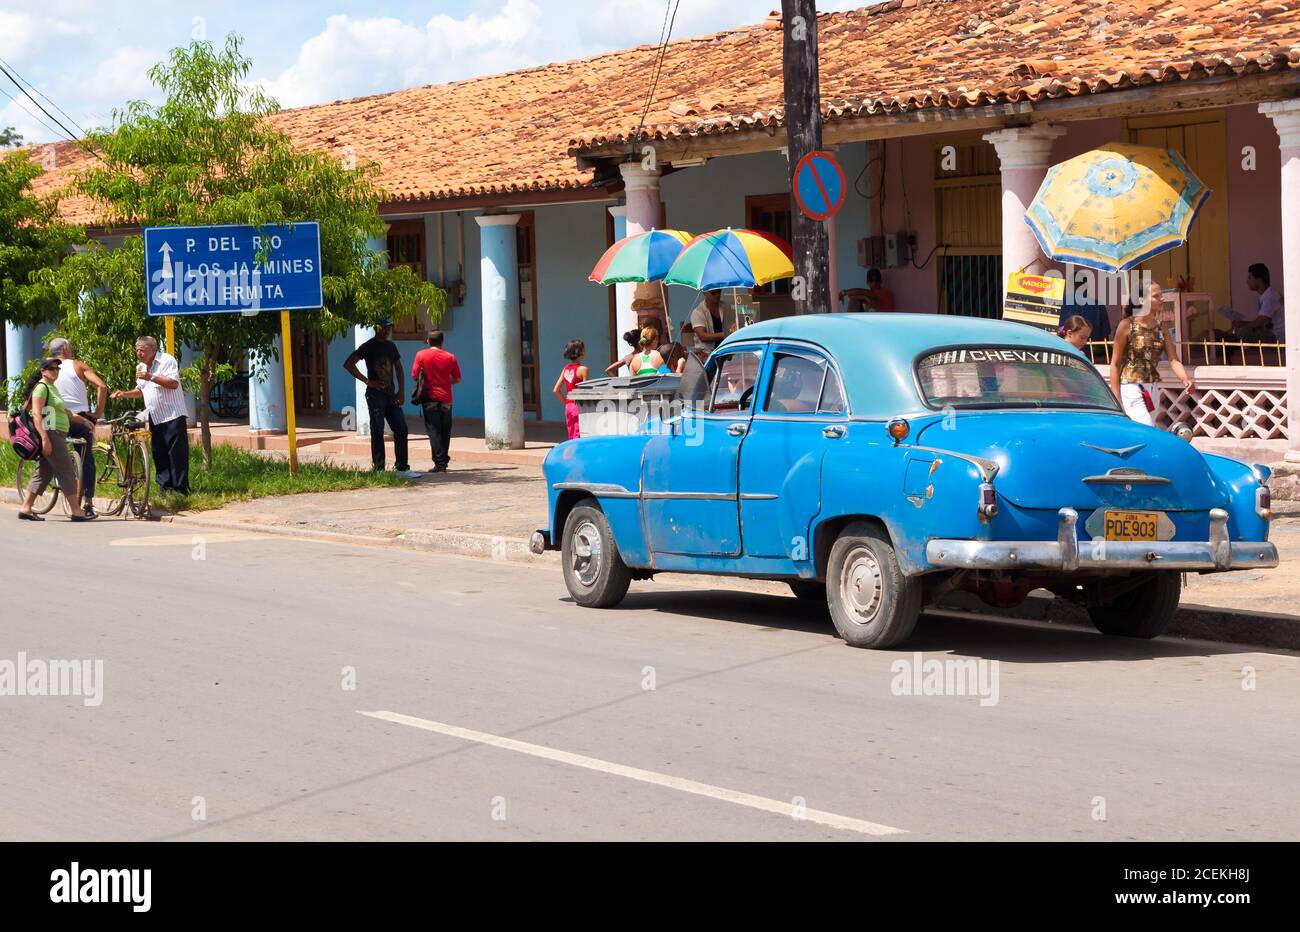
[16,358,96,522]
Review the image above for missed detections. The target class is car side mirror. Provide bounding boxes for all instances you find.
[677,354,708,409]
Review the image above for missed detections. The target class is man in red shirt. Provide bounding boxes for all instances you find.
[410,330,462,472]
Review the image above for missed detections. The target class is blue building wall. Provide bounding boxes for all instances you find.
[320,144,874,424]
[534,201,613,422]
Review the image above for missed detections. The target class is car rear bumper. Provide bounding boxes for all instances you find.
[926,507,1279,572]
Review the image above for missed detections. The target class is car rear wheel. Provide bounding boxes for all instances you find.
[826,522,921,649]
[1088,572,1180,639]
[562,502,631,609]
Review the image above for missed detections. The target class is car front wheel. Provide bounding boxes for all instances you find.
[562,502,632,609]
[1088,572,1180,639]
[826,522,922,649]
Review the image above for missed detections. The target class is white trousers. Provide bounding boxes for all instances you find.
[1120,382,1154,426]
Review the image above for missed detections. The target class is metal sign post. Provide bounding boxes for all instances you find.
[280,311,298,477]
[164,315,175,356]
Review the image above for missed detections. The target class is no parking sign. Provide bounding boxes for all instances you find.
[792,150,846,221]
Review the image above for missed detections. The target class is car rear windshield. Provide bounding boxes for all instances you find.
[916,346,1121,411]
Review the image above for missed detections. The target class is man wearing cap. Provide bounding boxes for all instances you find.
[344,321,421,479]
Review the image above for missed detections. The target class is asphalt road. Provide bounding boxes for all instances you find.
[1,514,1296,841]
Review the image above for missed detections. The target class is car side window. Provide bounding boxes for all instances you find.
[709,350,763,414]
[765,352,827,414]
[818,367,845,414]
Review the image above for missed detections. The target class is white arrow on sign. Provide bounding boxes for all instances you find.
[158,241,173,279]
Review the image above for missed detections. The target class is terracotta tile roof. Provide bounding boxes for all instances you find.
[20,0,1300,226]
[571,0,1300,149]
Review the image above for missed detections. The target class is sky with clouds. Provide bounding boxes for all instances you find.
[0,0,867,146]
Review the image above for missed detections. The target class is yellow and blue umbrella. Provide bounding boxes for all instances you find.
[1025,143,1210,273]
[663,228,794,290]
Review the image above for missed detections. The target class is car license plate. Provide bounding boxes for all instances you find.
[1104,510,1162,542]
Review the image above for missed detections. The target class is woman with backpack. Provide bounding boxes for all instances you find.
[16,358,96,522]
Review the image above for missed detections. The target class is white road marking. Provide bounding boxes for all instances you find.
[359,709,906,837]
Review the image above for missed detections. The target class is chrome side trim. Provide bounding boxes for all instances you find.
[552,481,639,499]
[642,491,736,501]
[739,493,779,501]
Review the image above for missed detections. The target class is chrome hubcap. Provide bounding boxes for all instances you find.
[841,545,884,625]
[570,520,603,587]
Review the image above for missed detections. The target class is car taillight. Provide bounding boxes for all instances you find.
[979,482,998,518]
[1257,485,1272,520]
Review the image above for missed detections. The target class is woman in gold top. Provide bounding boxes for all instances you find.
[1109,280,1194,426]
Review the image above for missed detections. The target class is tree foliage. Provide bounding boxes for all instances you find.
[0,150,81,329]
[40,34,444,466]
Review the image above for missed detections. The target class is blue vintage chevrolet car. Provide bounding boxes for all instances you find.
[531,313,1278,648]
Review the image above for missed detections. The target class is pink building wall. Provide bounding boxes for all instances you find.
[869,105,1281,320]
[1226,105,1284,315]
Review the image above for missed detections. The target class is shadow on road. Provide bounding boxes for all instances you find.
[608,587,1254,663]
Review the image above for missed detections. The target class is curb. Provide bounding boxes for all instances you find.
[169,512,560,566]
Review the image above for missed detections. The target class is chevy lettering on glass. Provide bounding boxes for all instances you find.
[143,222,323,316]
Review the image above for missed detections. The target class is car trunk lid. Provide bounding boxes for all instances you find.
[915,411,1226,511]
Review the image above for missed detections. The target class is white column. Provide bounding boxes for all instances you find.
[618,162,667,331]
[476,213,524,450]
[1260,101,1300,462]
[248,337,287,432]
[607,205,638,339]
[983,125,1067,303]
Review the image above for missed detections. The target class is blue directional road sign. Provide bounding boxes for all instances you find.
[143,222,322,316]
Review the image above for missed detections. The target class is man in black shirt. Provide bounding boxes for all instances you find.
[344,320,421,478]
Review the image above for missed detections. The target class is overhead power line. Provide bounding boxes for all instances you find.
[0,55,88,138]
[0,62,82,143]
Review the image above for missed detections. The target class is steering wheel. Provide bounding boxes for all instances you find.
[739,385,755,410]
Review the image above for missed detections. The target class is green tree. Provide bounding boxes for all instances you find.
[0,149,82,407]
[0,127,22,148]
[40,34,443,467]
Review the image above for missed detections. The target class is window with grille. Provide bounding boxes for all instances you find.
[385,219,429,339]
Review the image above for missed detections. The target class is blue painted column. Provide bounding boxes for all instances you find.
[4,321,37,385]
[248,337,287,431]
[475,214,523,450]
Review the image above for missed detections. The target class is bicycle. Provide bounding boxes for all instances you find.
[14,435,87,516]
[93,412,153,518]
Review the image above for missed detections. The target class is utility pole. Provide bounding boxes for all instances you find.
[782,0,830,314]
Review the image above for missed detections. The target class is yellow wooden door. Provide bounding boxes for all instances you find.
[1128,114,1230,337]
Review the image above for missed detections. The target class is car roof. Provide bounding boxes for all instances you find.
[718,313,1085,417]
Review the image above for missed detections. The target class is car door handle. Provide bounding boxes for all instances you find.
[822,425,845,439]
[727,423,748,437]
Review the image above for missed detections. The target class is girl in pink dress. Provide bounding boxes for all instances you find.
[552,339,589,440]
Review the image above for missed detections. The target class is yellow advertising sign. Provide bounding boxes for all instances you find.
[1003,271,1065,331]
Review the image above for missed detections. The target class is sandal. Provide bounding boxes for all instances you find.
[18,512,45,522]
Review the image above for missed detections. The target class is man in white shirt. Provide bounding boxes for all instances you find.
[1222,263,1285,343]
[687,290,731,356]
[111,335,190,494]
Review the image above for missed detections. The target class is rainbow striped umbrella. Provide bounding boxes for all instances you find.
[1025,143,1210,273]
[588,229,694,284]
[663,228,794,290]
